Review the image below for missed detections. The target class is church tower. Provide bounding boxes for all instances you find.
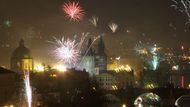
[95,35,107,74]
[80,38,96,76]
[10,39,33,73]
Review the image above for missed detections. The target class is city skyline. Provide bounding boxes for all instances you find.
[1,0,190,106]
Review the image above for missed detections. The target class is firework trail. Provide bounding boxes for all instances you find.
[62,1,85,21]
[171,0,190,24]
[24,71,32,107]
[79,35,101,63]
[152,55,159,70]
[169,23,177,30]
[150,44,160,70]
[108,22,118,33]
[89,16,99,27]
[74,32,89,52]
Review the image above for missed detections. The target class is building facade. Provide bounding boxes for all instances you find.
[80,36,107,76]
[96,73,117,90]
[95,35,107,74]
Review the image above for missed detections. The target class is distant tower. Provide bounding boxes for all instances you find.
[95,35,107,74]
[80,38,96,76]
[10,39,33,73]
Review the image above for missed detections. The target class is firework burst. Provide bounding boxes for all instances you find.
[49,33,100,66]
[62,1,85,21]
[108,22,118,33]
[89,16,99,27]
[50,37,80,65]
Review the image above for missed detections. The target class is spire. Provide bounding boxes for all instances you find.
[19,39,25,47]
[98,35,106,55]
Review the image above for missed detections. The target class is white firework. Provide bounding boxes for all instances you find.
[51,37,80,65]
[89,16,99,27]
[171,0,190,24]
[108,22,119,33]
[49,33,100,66]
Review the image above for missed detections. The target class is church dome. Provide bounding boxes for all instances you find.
[11,39,31,59]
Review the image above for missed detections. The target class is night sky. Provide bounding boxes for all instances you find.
[0,0,189,68]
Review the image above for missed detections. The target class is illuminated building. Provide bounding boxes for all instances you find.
[21,58,33,71]
[96,73,117,90]
[80,38,96,76]
[95,35,107,74]
[80,36,108,76]
[81,56,96,76]
[107,59,134,89]
[34,63,45,72]
[10,39,33,73]
[53,64,66,72]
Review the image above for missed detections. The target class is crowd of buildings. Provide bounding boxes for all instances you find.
[2,36,190,90]
[1,36,190,106]
[7,36,135,91]
[0,36,135,106]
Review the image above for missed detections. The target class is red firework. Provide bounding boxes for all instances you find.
[63,1,85,21]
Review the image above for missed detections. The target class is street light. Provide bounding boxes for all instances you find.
[122,104,126,107]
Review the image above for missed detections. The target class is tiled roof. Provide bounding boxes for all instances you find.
[0,67,15,74]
